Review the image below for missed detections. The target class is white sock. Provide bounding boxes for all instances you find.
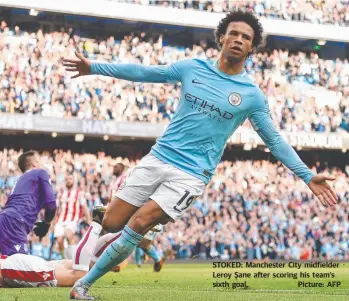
[91,232,122,263]
[72,222,103,271]
[65,244,76,260]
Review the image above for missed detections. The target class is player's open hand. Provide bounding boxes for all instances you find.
[308,174,338,207]
[63,51,91,79]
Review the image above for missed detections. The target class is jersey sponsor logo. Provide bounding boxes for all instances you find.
[228,92,242,106]
[43,272,50,281]
[185,93,234,122]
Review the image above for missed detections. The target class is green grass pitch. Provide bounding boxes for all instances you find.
[1,263,348,301]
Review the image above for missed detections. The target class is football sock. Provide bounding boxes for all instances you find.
[65,244,76,259]
[73,222,103,271]
[135,246,143,265]
[143,245,161,262]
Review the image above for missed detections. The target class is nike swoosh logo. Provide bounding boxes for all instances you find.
[192,79,210,88]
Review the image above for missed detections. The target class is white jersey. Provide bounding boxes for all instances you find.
[109,173,127,199]
[0,254,57,287]
[57,188,86,223]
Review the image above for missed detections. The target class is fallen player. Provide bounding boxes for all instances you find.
[0,208,164,289]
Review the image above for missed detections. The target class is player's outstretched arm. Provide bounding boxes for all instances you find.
[249,103,338,207]
[63,51,176,83]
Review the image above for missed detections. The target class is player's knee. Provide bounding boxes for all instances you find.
[101,218,112,232]
[101,217,118,233]
[131,215,156,233]
[65,231,74,241]
[159,215,173,225]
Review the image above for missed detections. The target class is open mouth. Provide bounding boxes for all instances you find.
[230,46,243,53]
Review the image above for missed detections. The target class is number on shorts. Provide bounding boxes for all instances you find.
[173,190,196,212]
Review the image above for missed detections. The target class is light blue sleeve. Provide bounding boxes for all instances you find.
[248,91,315,184]
[90,59,191,84]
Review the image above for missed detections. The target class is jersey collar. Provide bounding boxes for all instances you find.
[213,59,247,77]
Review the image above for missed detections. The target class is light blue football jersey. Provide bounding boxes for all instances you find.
[91,58,314,184]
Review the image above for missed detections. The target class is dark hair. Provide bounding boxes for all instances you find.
[18,150,38,173]
[214,9,264,50]
[116,163,125,171]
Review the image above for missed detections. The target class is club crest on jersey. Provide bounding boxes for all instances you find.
[228,92,242,106]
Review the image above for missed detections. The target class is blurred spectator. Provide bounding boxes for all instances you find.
[1,24,349,133]
[119,0,349,26]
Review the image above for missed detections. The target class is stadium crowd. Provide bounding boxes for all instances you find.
[119,0,349,26]
[0,148,348,261]
[0,23,349,132]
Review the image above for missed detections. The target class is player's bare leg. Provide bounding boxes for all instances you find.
[55,260,87,287]
[56,236,65,257]
[101,197,139,233]
[70,200,170,300]
[127,200,172,234]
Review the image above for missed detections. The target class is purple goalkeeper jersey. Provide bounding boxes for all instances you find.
[0,168,56,239]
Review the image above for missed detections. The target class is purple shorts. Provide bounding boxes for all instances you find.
[0,213,28,256]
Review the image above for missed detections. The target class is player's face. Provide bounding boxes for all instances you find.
[220,21,254,62]
[65,175,74,189]
[113,164,123,177]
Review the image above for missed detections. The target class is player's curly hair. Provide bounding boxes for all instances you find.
[214,9,264,51]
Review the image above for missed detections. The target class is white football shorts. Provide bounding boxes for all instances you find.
[116,153,205,221]
[53,221,78,238]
